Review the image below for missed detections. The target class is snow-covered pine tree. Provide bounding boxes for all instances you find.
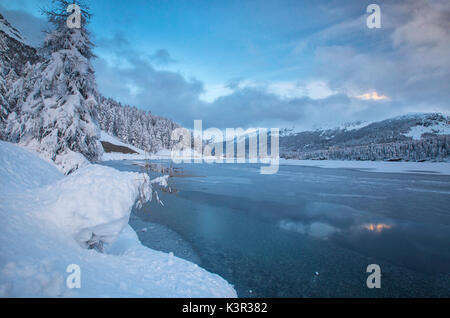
[3,0,102,174]
[0,13,38,132]
[0,70,8,121]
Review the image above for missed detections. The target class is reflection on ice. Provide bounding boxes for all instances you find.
[363,223,393,233]
[104,159,450,297]
[279,220,339,239]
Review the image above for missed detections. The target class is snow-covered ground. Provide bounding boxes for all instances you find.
[0,140,236,297]
[280,158,450,175]
[403,122,450,140]
[100,131,205,161]
[100,130,450,175]
[100,131,170,161]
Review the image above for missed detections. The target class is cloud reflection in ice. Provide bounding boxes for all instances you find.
[279,220,339,239]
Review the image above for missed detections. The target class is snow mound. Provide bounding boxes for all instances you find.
[0,141,62,193]
[53,149,91,175]
[38,164,152,248]
[0,141,236,297]
[17,136,92,175]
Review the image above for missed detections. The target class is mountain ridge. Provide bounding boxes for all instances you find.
[280,113,450,161]
[213,112,450,162]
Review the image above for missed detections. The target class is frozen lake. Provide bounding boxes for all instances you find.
[103,160,450,297]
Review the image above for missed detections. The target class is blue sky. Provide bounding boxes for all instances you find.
[1,0,449,129]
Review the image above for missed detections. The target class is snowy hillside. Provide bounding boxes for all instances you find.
[97,97,181,154]
[100,130,150,161]
[0,140,236,297]
[99,130,195,161]
[0,13,26,44]
[403,120,450,140]
[0,13,38,123]
[100,130,145,154]
[280,113,450,161]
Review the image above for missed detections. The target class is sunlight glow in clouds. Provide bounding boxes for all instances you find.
[363,223,392,233]
[356,91,389,101]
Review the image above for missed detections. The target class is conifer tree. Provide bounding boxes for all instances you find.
[5,0,103,172]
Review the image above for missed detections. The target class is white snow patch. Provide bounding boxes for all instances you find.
[100,132,211,162]
[17,138,90,175]
[280,159,450,175]
[314,120,371,132]
[101,145,205,162]
[0,141,236,297]
[404,122,450,140]
[54,149,91,175]
[36,164,152,248]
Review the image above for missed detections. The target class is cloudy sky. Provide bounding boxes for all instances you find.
[1,0,449,130]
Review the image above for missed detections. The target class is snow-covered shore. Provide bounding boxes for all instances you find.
[279,158,450,175]
[0,141,236,297]
[100,131,204,162]
[100,131,172,161]
[100,131,450,176]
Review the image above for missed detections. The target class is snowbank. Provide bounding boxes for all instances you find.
[280,158,450,175]
[0,141,236,297]
[38,164,153,248]
[0,141,62,193]
[102,152,151,161]
[102,149,177,161]
[18,136,92,175]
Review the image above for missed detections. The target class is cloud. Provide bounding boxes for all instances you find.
[93,32,205,126]
[201,80,336,102]
[196,0,450,129]
[3,0,448,132]
[201,87,352,130]
[94,35,359,130]
[310,0,450,119]
[148,49,176,65]
[199,84,233,103]
[95,19,445,131]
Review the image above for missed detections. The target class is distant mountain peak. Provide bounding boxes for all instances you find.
[0,13,27,45]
